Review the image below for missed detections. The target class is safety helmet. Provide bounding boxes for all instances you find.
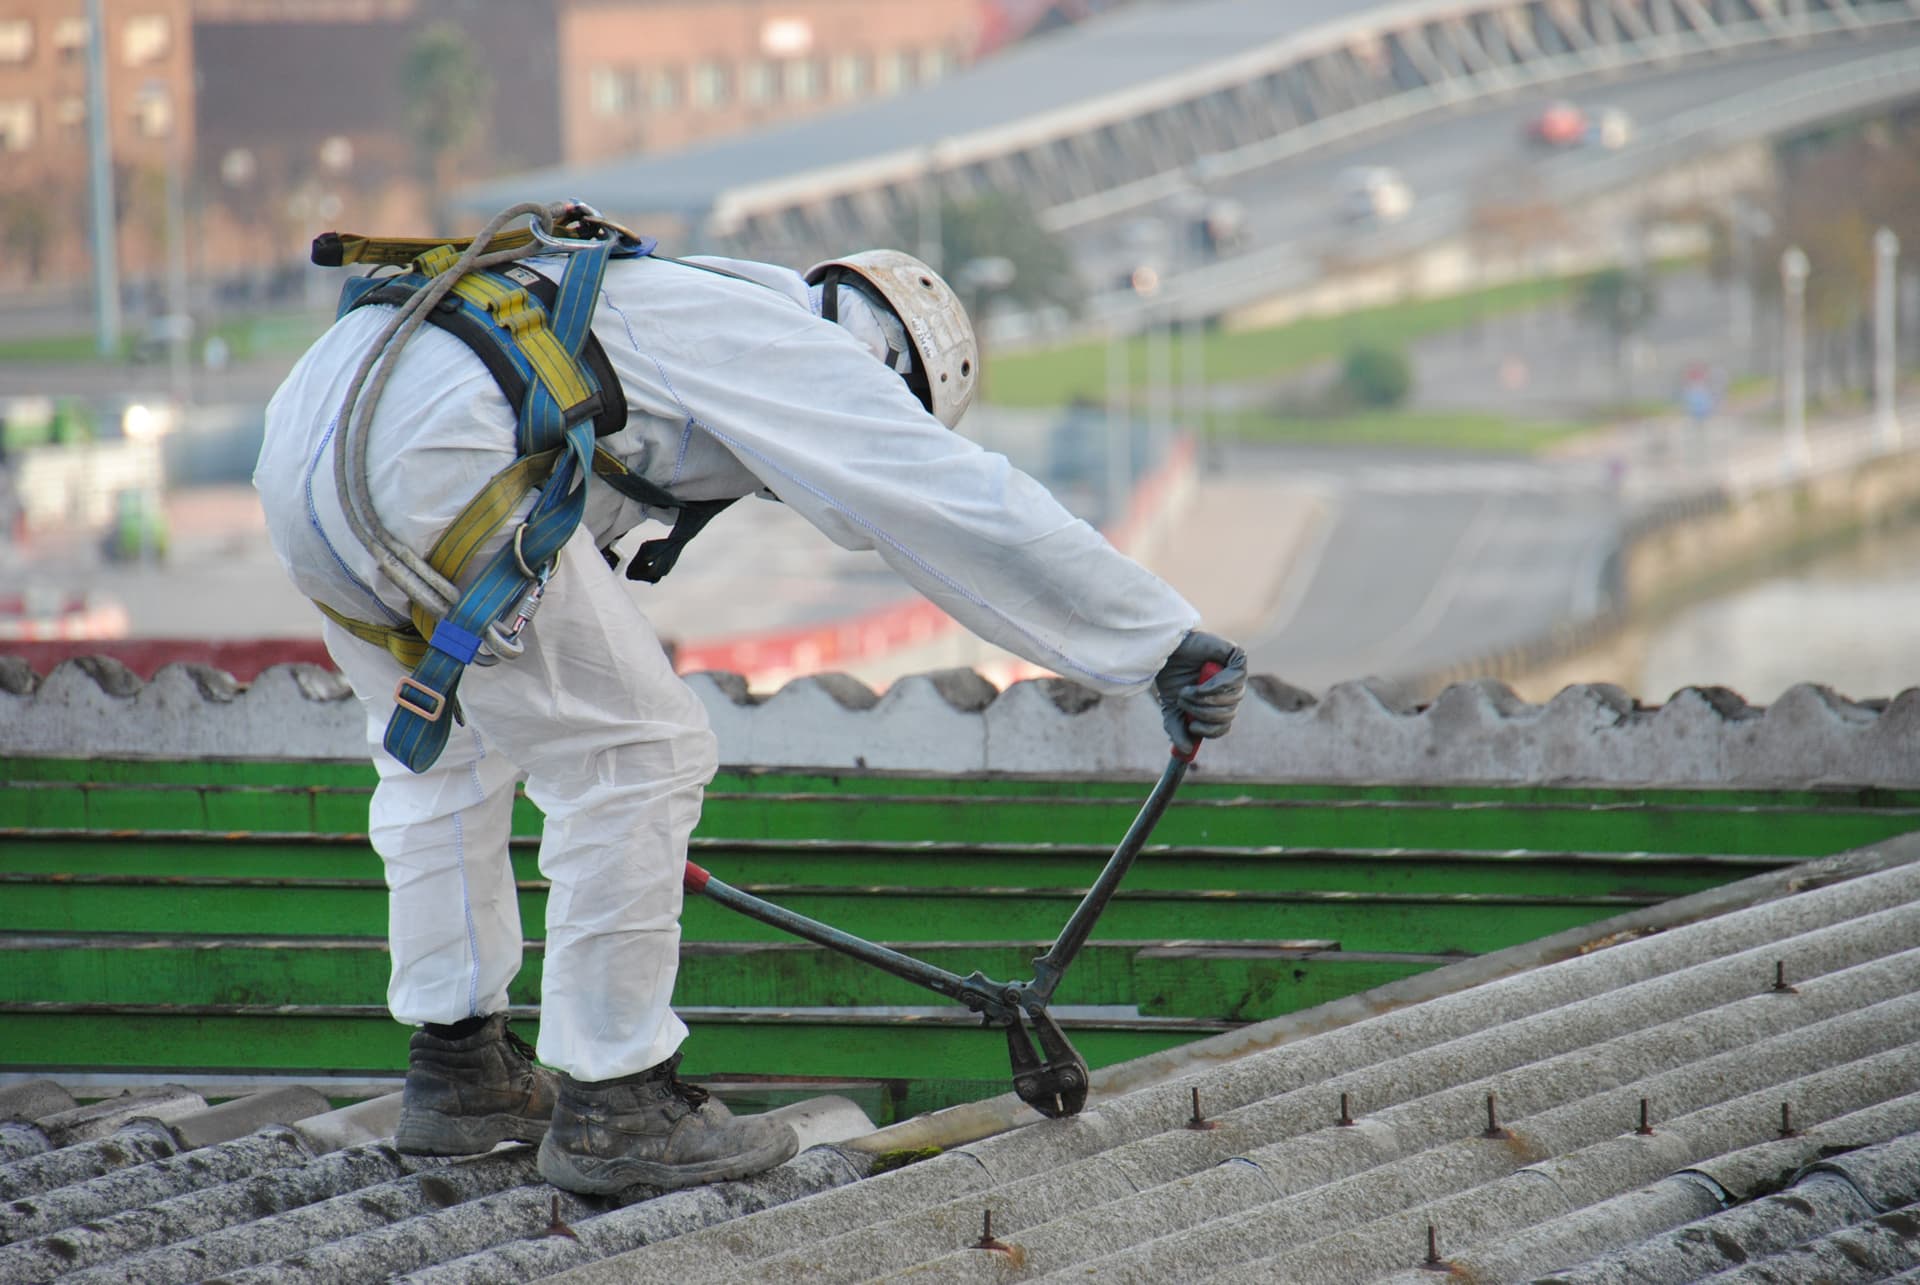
[805,250,978,428]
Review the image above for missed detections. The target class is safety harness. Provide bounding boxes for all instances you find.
[310,203,733,774]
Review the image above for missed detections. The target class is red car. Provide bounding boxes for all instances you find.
[1528,100,1587,147]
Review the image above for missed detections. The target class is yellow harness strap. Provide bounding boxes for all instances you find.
[322,229,543,269]
[313,448,559,667]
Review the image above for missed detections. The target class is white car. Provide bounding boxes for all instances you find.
[1586,107,1633,150]
[1337,167,1413,224]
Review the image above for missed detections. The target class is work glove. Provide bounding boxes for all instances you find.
[1153,629,1249,757]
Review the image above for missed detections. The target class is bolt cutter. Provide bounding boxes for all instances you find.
[682,666,1220,1118]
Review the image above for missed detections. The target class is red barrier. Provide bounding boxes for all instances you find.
[2,638,335,682]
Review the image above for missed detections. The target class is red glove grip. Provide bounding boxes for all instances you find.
[1171,660,1225,764]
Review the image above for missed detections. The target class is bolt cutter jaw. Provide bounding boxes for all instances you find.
[1006,1006,1090,1118]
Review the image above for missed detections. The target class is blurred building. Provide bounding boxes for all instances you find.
[3,0,1088,295]
[0,0,195,285]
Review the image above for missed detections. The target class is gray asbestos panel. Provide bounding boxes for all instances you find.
[2,1124,313,1245]
[13,659,1920,786]
[0,1143,409,1285]
[1421,1092,1920,1283]
[377,1146,866,1285]
[57,1147,538,1285]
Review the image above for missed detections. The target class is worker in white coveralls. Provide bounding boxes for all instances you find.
[253,202,1248,1196]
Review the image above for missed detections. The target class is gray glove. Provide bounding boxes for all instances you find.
[1153,630,1249,756]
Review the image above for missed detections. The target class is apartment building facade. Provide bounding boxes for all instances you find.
[1,0,1009,291]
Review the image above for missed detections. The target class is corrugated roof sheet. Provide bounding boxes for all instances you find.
[5,839,1918,1282]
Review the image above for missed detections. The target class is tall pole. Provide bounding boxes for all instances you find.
[916,148,943,275]
[1875,226,1899,450]
[85,0,122,357]
[1146,309,1172,462]
[1781,245,1810,471]
[1729,205,1753,369]
[163,89,191,404]
[1181,314,1209,471]
[1105,326,1131,532]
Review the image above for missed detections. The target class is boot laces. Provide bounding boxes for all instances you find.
[503,1024,539,1064]
[658,1053,710,1110]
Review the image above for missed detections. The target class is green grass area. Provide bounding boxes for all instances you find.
[0,310,329,365]
[988,275,1580,407]
[1208,407,1587,453]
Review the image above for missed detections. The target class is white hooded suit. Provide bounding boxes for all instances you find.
[254,252,1199,1082]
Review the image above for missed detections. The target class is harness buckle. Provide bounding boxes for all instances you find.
[393,676,449,723]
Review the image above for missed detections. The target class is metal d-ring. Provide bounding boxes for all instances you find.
[526,212,603,252]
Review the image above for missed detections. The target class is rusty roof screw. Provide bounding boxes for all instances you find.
[972,1209,1011,1253]
[1420,1223,1451,1272]
[1770,961,1798,994]
[1482,1092,1508,1139]
[1186,1086,1219,1131]
[1779,1102,1798,1139]
[1635,1098,1655,1136]
[1337,1092,1356,1127]
[542,1195,578,1241]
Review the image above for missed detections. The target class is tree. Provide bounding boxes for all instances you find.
[0,186,56,283]
[927,192,1083,320]
[1577,267,1657,394]
[403,22,493,236]
[1337,344,1412,409]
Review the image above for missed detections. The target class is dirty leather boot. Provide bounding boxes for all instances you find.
[394,1014,559,1156]
[536,1053,799,1194]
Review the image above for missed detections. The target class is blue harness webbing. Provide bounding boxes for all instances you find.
[361,237,623,774]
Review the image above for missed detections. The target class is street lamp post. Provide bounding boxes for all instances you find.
[1781,246,1810,471]
[85,0,122,357]
[1875,226,1900,450]
[1105,325,1131,530]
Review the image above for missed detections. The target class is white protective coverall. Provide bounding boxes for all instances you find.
[254,252,1200,1083]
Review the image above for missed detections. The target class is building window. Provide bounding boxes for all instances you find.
[830,52,868,99]
[0,100,36,151]
[122,14,170,66]
[691,61,728,109]
[782,57,819,102]
[133,90,172,138]
[0,19,32,64]
[649,67,680,110]
[919,45,955,83]
[54,97,87,130]
[589,65,639,116]
[742,60,776,105]
[53,17,87,61]
[877,50,914,95]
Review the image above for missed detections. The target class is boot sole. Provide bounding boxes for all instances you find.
[535,1127,799,1195]
[395,1109,551,1157]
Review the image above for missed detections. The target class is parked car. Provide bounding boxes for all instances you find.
[1586,106,1633,150]
[1527,100,1588,147]
[1336,167,1414,224]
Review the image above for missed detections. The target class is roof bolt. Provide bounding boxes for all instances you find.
[1635,1098,1655,1136]
[1771,961,1798,994]
[972,1209,1009,1252]
[1482,1092,1508,1139]
[1186,1086,1219,1131]
[1337,1092,1356,1127]
[1420,1223,1451,1272]
[542,1195,578,1241]
[1779,1102,1798,1138]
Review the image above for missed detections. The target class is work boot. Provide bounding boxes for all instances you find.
[393,1014,559,1156]
[536,1053,799,1195]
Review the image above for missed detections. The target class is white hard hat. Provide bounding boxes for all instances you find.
[805,250,978,428]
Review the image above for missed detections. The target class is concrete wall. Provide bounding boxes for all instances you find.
[1416,430,1920,704]
[5,653,1916,787]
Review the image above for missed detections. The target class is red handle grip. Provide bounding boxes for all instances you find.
[1170,660,1226,764]
[683,860,711,892]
